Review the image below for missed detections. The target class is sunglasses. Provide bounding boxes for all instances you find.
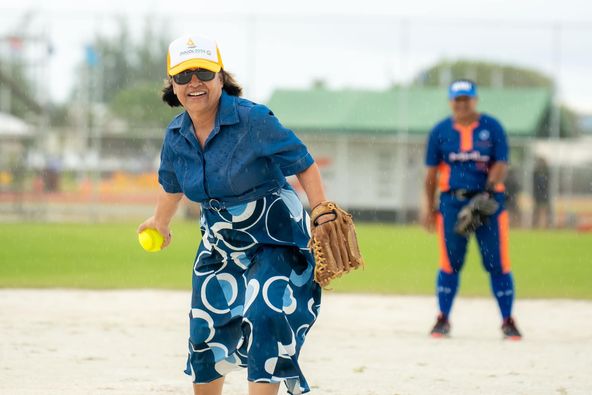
[173,68,216,84]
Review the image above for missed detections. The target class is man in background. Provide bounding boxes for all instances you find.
[422,79,522,340]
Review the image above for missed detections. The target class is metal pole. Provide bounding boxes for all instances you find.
[0,41,10,113]
[79,62,91,220]
[38,27,51,220]
[549,24,562,227]
[396,19,410,224]
[91,56,104,223]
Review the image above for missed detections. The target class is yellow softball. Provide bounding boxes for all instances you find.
[138,228,164,252]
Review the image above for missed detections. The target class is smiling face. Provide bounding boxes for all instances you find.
[449,96,478,122]
[172,69,224,117]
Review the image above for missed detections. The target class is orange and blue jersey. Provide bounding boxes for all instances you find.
[425,113,508,192]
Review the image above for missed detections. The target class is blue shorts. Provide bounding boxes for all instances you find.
[437,192,511,275]
[184,187,321,395]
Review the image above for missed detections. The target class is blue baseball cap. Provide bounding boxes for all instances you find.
[448,79,477,100]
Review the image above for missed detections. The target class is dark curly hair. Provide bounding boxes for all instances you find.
[161,70,243,107]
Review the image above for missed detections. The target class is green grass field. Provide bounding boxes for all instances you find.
[1,222,591,299]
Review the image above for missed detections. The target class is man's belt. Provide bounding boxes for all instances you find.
[448,189,483,200]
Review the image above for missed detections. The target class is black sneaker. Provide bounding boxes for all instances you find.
[501,317,522,340]
[430,314,450,338]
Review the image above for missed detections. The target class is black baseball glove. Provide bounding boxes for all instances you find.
[454,193,500,237]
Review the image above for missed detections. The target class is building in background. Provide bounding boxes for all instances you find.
[267,86,576,222]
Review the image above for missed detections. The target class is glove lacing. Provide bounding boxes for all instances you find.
[312,235,329,286]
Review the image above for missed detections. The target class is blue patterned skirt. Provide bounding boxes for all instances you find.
[184,186,322,395]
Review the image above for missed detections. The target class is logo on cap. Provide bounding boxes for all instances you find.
[167,34,224,76]
[448,79,477,99]
[451,81,473,93]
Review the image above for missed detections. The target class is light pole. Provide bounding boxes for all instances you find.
[549,23,562,227]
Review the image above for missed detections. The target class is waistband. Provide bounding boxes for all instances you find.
[200,198,229,211]
[443,189,483,200]
[200,187,283,212]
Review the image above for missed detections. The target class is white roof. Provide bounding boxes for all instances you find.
[534,137,592,166]
[0,112,33,137]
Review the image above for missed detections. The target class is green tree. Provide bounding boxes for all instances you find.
[90,19,169,103]
[0,58,39,119]
[92,20,133,103]
[413,59,553,88]
[413,59,580,137]
[0,56,72,127]
[109,82,181,128]
[72,18,174,127]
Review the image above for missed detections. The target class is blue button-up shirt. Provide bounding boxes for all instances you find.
[158,91,314,204]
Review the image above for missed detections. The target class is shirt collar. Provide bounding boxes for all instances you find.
[169,91,239,132]
[167,112,184,130]
[217,91,240,126]
[171,91,240,149]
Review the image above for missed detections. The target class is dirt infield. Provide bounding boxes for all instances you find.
[1,290,590,395]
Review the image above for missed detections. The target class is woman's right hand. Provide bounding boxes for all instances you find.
[137,216,173,249]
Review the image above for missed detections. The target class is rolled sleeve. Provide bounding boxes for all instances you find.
[279,152,315,176]
[158,133,183,194]
[251,104,314,176]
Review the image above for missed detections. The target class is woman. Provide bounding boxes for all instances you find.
[138,34,328,395]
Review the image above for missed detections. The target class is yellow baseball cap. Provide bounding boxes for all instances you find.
[167,34,224,76]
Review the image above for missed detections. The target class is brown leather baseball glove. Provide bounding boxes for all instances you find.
[309,201,364,287]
